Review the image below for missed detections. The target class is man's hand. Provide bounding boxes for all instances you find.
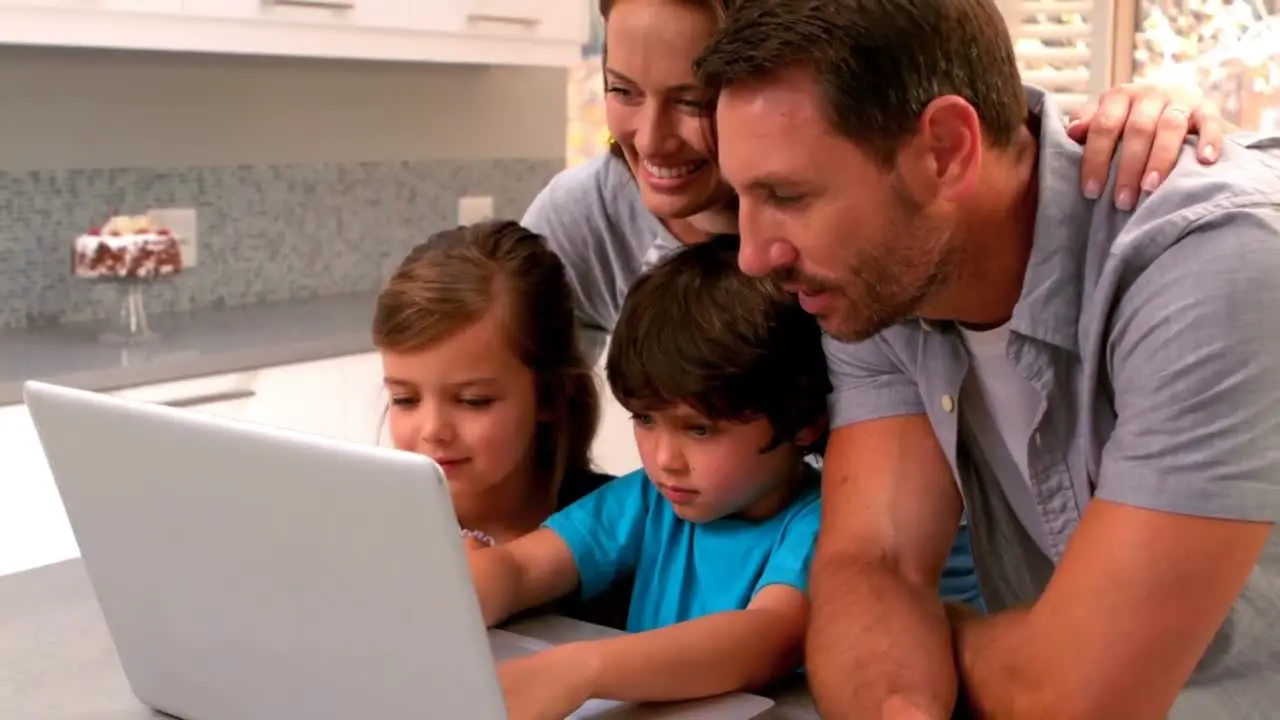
[498,645,594,720]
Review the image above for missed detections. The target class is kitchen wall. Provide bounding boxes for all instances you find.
[0,46,569,329]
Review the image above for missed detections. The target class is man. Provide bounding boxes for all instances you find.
[695,1,1280,719]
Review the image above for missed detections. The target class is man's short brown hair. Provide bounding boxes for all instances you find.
[607,235,830,452]
[693,0,1027,167]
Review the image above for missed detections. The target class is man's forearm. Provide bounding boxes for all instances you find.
[807,553,958,719]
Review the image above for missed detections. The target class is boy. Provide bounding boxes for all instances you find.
[467,234,831,719]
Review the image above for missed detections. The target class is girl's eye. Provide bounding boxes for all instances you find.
[605,85,636,100]
[389,396,418,408]
[686,425,711,438]
[459,397,494,409]
[630,413,654,426]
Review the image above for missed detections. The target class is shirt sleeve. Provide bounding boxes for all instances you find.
[753,493,823,596]
[543,469,650,599]
[521,164,614,366]
[823,333,927,430]
[1099,206,1280,522]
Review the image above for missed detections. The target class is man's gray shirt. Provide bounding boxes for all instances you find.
[823,87,1280,717]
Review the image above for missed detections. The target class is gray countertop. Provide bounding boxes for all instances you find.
[0,561,818,719]
[0,292,379,406]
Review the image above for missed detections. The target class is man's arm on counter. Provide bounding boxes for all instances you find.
[808,336,965,719]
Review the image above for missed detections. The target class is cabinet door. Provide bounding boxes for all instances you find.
[111,371,260,424]
[340,352,390,447]
[591,350,642,476]
[0,0,181,12]
[248,355,354,442]
[184,0,409,29]
[0,403,79,578]
[459,0,588,43]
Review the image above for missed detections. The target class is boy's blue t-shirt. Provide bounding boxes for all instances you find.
[543,468,821,633]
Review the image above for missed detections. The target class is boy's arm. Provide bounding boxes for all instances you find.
[517,494,821,705]
[479,469,652,627]
[469,529,580,627]
[556,584,807,701]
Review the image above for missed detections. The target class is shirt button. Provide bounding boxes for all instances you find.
[941,394,955,413]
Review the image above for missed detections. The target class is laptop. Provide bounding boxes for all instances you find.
[23,381,775,720]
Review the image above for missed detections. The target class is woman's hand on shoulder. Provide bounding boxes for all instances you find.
[1068,82,1226,211]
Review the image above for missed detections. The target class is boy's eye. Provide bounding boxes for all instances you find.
[630,413,654,426]
[459,397,494,409]
[605,85,636,101]
[389,396,418,408]
[686,425,712,438]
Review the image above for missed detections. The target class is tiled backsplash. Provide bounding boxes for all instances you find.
[0,158,562,329]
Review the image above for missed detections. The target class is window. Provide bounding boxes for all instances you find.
[1129,0,1280,131]
[1001,0,1115,114]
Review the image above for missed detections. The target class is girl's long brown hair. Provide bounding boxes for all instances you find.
[372,220,601,499]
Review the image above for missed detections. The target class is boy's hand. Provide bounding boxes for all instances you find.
[498,644,595,720]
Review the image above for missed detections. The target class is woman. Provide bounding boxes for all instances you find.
[526,0,1227,365]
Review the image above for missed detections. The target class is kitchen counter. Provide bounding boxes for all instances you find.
[0,560,819,719]
[0,292,379,406]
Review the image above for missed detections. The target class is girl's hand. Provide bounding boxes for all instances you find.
[1067,83,1226,211]
[498,645,594,720]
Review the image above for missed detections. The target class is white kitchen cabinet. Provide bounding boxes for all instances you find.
[183,0,409,30]
[110,352,385,446]
[0,402,79,578]
[0,0,179,13]
[0,0,587,67]
[420,0,588,44]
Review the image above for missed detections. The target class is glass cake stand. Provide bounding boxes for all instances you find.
[98,276,160,345]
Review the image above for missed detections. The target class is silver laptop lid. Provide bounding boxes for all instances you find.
[24,380,506,720]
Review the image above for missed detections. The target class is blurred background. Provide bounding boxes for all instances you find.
[569,0,1280,167]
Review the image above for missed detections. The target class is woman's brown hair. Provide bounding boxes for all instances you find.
[599,0,729,161]
[372,220,601,499]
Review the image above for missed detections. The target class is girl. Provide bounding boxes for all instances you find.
[371,219,609,548]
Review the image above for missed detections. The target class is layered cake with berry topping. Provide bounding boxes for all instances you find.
[73,214,183,279]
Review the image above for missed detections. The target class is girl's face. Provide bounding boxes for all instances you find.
[381,309,540,500]
[604,0,734,221]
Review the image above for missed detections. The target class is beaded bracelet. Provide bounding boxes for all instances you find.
[460,528,497,547]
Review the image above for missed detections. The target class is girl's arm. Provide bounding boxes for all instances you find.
[469,528,580,627]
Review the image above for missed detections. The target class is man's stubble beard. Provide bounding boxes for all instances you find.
[826,200,960,344]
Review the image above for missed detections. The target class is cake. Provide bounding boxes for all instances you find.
[73,214,183,280]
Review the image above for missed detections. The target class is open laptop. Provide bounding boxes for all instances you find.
[23,381,775,720]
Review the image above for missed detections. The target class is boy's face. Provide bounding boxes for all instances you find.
[631,403,806,523]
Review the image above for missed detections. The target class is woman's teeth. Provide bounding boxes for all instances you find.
[642,159,704,179]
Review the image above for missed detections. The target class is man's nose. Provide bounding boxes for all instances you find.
[738,231,799,278]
